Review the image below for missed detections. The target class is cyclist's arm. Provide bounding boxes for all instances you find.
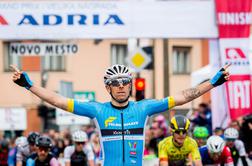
[235,140,248,166]
[31,86,98,118]
[190,139,202,166]
[49,157,60,166]
[65,162,70,166]
[16,161,22,166]
[84,144,95,166]
[240,156,248,166]
[88,160,95,166]
[173,81,213,106]
[173,64,230,106]
[16,148,23,166]
[160,160,169,166]
[63,146,71,166]
[158,140,169,166]
[194,160,202,166]
[223,147,234,166]
[30,85,68,110]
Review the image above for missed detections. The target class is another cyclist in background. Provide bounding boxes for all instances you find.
[26,135,59,166]
[224,128,248,166]
[158,115,202,166]
[193,126,209,147]
[27,132,40,154]
[199,135,233,166]
[16,134,32,166]
[64,130,95,166]
[11,64,230,166]
[16,132,40,166]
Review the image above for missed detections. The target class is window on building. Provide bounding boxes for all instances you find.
[3,41,66,72]
[111,44,128,65]
[172,46,191,74]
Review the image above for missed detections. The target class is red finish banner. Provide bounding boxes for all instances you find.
[215,0,252,38]
[226,75,252,119]
[215,0,252,119]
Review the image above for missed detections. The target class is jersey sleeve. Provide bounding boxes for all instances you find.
[16,147,23,162]
[235,140,247,156]
[223,146,234,164]
[158,139,168,162]
[67,99,100,119]
[189,139,201,161]
[63,146,72,162]
[84,144,95,160]
[144,97,175,116]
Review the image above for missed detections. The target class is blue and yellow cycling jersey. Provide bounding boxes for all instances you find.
[67,97,175,166]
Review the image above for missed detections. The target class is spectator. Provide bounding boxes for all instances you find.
[143,127,156,160]
[90,131,101,166]
[213,127,224,138]
[240,114,252,160]
[51,138,65,158]
[191,103,212,135]
[8,138,17,166]
[149,118,167,156]
[0,140,9,166]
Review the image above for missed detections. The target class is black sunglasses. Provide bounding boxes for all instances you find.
[109,78,131,87]
[76,142,85,145]
[174,130,187,135]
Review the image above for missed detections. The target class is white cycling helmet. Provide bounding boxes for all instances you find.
[15,136,28,147]
[104,64,132,85]
[207,135,225,153]
[72,130,88,142]
[224,128,239,139]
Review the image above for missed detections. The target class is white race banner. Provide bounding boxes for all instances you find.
[0,1,217,39]
[0,107,27,130]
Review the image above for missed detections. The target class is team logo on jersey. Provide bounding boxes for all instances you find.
[128,142,137,157]
[105,117,117,127]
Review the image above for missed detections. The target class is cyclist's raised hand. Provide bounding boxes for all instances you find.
[210,63,231,87]
[10,65,33,90]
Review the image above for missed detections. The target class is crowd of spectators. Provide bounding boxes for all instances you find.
[0,103,251,165]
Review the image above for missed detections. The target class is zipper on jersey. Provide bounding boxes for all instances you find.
[120,112,125,163]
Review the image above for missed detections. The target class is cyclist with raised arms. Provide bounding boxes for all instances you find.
[11,64,230,166]
[158,115,202,166]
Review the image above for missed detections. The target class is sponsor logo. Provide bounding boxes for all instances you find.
[224,48,250,66]
[124,121,138,126]
[218,12,252,25]
[225,48,246,59]
[130,159,137,164]
[129,141,137,158]
[0,14,124,26]
[105,117,116,127]
[105,120,139,128]
[228,80,251,109]
[113,130,131,135]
